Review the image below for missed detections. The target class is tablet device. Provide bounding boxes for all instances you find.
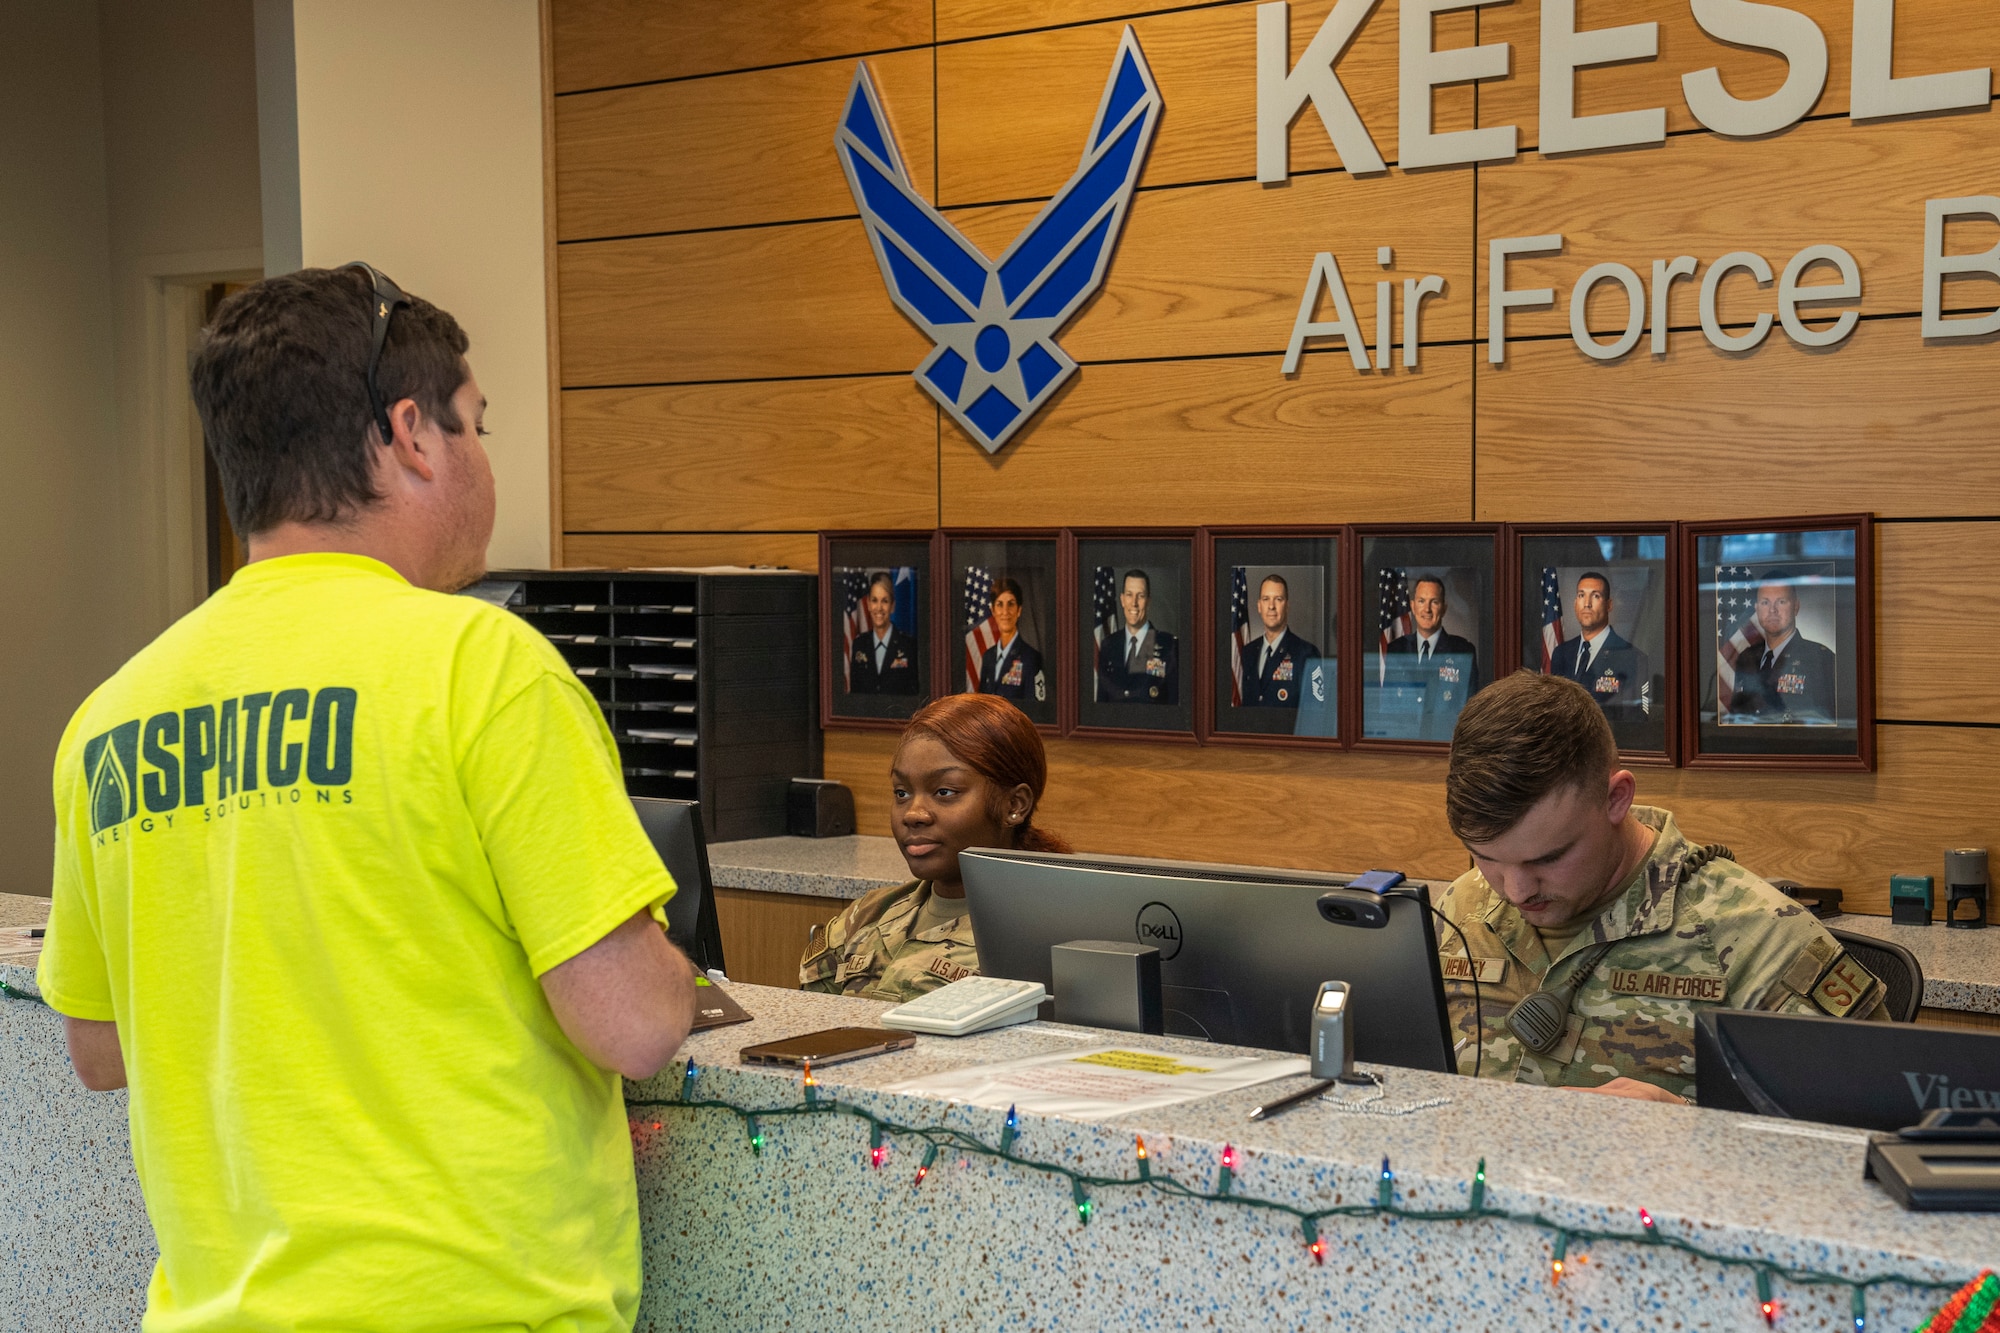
[740,1027,917,1067]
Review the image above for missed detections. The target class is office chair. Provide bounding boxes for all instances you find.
[1828,928,1924,1024]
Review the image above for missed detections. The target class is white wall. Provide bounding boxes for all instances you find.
[102,0,265,629]
[265,0,553,570]
[0,1,124,896]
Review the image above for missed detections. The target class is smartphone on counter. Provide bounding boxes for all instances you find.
[740,1027,918,1068]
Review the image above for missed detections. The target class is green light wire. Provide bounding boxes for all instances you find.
[629,1093,1966,1306]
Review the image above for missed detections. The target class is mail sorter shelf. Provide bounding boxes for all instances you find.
[468,569,819,841]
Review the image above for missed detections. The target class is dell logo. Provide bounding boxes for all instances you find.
[1904,1071,2000,1112]
[1135,901,1183,960]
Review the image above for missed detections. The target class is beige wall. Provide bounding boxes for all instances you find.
[0,1,126,896]
[274,0,553,570]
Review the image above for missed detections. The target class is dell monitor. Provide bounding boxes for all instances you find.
[1696,1008,2000,1132]
[630,797,728,976]
[960,848,1455,1072]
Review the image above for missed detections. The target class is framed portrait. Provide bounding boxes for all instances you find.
[946,533,1059,729]
[1356,527,1499,749]
[1514,526,1676,763]
[1204,530,1344,744]
[1684,516,1874,770]
[1071,533,1195,738]
[821,532,936,727]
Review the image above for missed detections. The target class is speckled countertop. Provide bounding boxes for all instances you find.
[707,834,908,899]
[630,985,1992,1330]
[1830,913,2000,1015]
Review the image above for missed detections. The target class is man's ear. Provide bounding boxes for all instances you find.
[1606,768,1638,825]
[381,396,437,482]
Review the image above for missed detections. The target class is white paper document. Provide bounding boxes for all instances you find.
[883,1045,1309,1122]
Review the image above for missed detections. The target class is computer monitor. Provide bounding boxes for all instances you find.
[960,848,1455,1071]
[1696,1008,2000,1131]
[630,797,727,976]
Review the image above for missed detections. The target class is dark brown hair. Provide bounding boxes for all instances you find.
[902,695,1071,853]
[191,267,470,535]
[1444,673,1616,844]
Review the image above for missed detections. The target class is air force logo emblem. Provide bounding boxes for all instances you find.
[835,27,1161,453]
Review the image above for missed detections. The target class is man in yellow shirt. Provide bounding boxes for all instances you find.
[38,264,696,1331]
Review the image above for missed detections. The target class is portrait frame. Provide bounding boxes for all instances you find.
[1507,523,1679,766]
[1065,529,1198,741]
[819,531,942,730]
[1199,526,1352,748]
[1352,525,1502,754]
[1681,515,1875,771]
[942,530,1063,733]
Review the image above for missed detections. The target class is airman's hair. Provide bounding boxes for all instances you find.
[868,571,896,597]
[1259,573,1289,596]
[994,576,1025,603]
[1121,569,1151,594]
[191,267,469,536]
[902,695,1071,854]
[1575,571,1612,599]
[1445,673,1617,845]
[1412,575,1447,601]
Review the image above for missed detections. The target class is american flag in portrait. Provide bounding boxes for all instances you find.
[1092,565,1119,701]
[1715,565,1764,713]
[1539,566,1565,674]
[838,569,871,692]
[963,566,1002,692]
[1228,566,1256,707]
[1376,568,1413,685]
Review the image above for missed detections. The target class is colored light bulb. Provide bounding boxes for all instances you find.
[1000,1104,1019,1155]
[1215,1144,1237,1194]
[913,1142,938,1188]
[1550,1259,1565,1286]
[1761,1301,1777,1327]
[802,1058,818,1105]
[680,1058,698,1101]
[1072,1177,1092,1224]
[1469,1158,1486,1211]
[1638,1207,1656,1239]
[1135,1135,1152,1181]
[1309,1238,1326,1264]
[1377,1156,1394,1207]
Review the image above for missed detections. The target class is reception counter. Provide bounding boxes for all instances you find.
[3,890,1993,1330]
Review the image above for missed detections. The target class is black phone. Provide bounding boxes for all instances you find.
[739,1027,918,1068]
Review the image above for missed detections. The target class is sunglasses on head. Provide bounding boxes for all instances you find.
[342,261,411,445]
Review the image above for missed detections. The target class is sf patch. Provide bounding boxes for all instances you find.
[1810,950,1879,1017]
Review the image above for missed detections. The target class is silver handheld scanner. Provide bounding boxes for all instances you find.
[1310,981,1354,1080]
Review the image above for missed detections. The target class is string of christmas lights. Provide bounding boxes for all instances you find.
[0,978,48,1007]
[635,1059,1970,1329]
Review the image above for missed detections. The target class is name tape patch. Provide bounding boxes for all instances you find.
[1606,968,1727,1002]
[1441,956,1507,984]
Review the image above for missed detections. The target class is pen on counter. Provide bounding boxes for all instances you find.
[30,928,44,938]
[1248,1078,1337,1122]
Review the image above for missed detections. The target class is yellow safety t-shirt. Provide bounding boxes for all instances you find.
[38,552,676,1333]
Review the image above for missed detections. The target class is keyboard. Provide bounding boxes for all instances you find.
[878,975,1047,1036]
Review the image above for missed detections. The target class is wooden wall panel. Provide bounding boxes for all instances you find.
[1479,0,2000,149]
[939,350,1474,527]
[714,887,840,989]
[1480,115,2000,339]
[561,532,821,571]
[558,222,930,385]
[563,379,937,532]
[552,0,931,93]
[549,0,2000,925]
[825,725,2000,920]
[946,167,1476,361]
[1474,319,2000,522]
[934,2,1476,204]
[555,50,935,240]
[1877,524,2000,725]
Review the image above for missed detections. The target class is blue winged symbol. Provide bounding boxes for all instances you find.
[835,27,1162,453]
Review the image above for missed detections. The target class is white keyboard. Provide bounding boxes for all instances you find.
[879,976,1048,1037]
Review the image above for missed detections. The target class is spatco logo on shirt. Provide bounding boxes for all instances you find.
[83,687,357,837]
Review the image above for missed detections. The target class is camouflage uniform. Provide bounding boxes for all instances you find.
[798,879,980,1003]
[1437,806,1888,1100]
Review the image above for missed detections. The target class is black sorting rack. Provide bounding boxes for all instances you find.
[468,568,819,841]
